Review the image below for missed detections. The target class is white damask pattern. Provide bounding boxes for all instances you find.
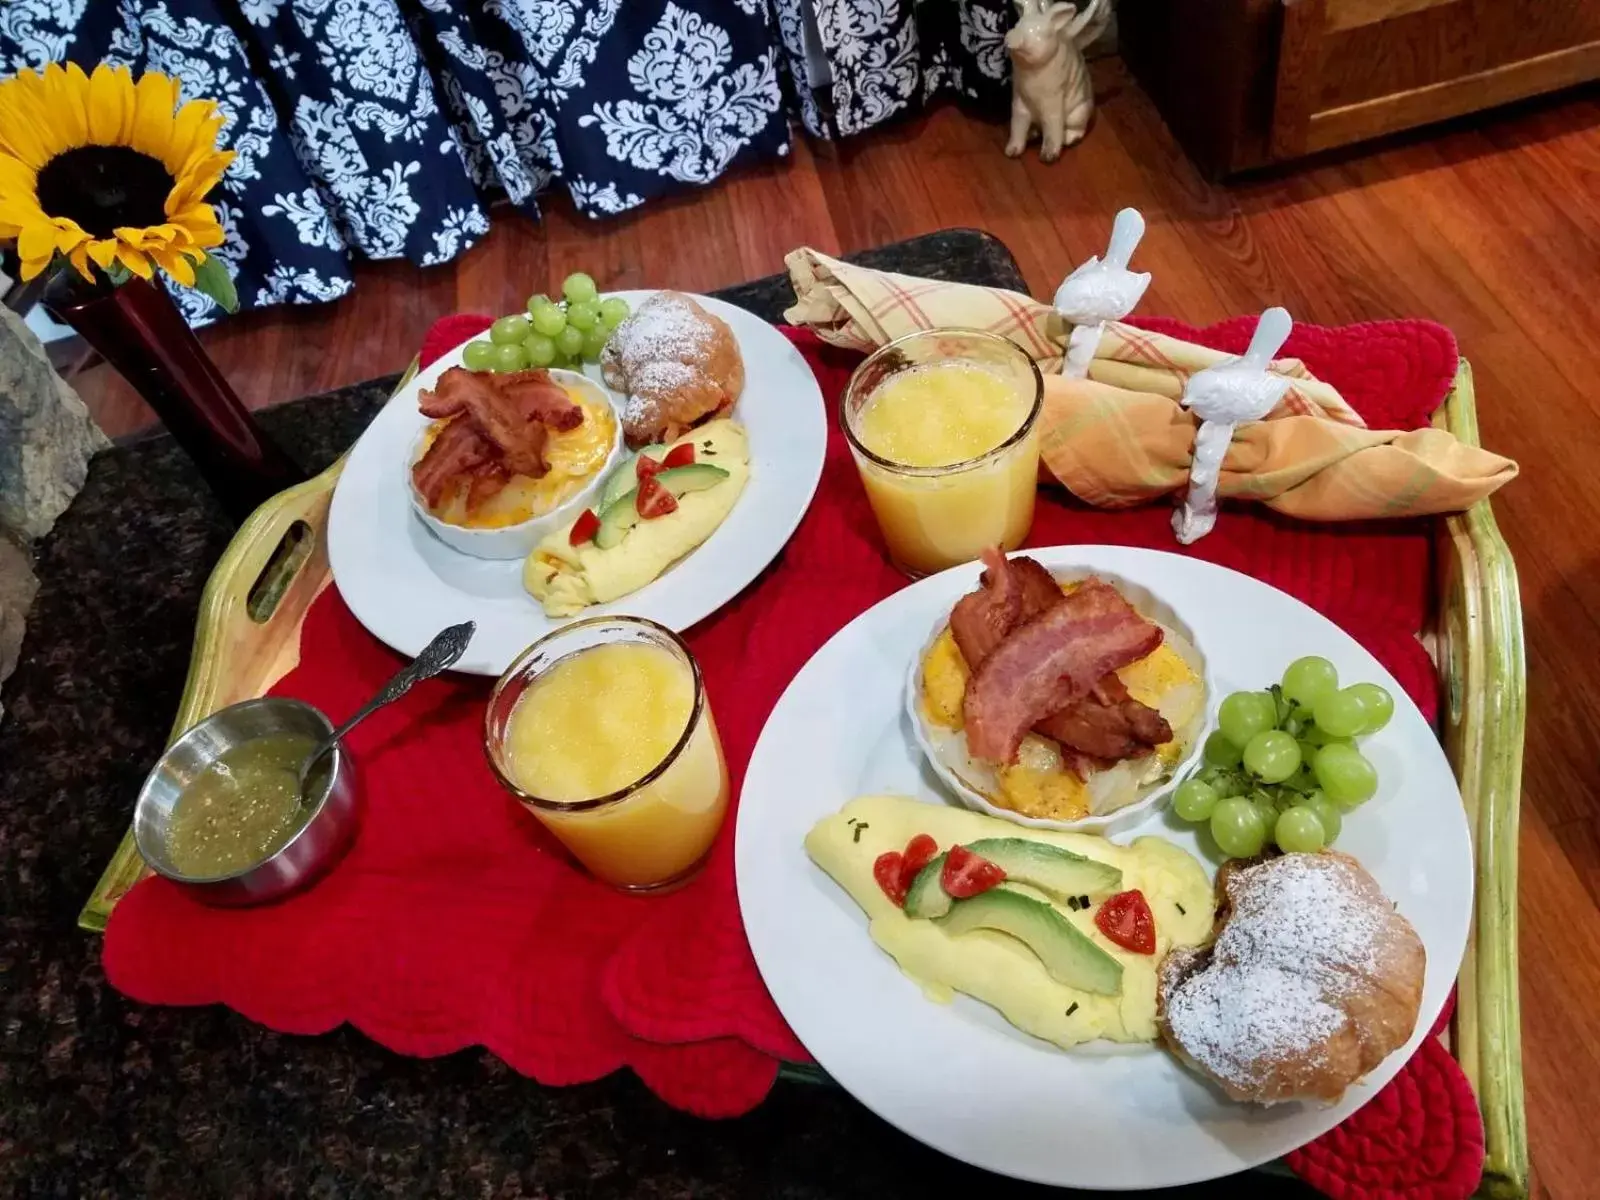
[420,205,491,267]
[826,0,918,136]
[579,3,782,185]
[0,0,86,66]
[566,176,644,216]
[960,2,1007,81]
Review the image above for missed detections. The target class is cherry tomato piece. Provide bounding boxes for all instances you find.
[1093,890,1156,955]
[941,844,1006,899]
[636,475,678,518]
[568,509,600,545]
[874,851,908,907]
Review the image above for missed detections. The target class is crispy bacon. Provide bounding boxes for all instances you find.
[411,418,497,508]
[949,547,1025,668]
[962,577,1164,763]
[951,550,1092,668]
[412,367,586,512]
[1035,673,1173,762]
[947,552,1173,764]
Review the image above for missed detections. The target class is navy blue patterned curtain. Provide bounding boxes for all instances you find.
[0,1,1012,322]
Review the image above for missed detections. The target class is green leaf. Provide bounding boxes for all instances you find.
[104,261,131,285]
[190,252,238,314]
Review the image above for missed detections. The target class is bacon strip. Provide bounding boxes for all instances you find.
[411,418,498,508]
[949,547,1025,668]
[946,552,1173,763]
[413,367,586,511]
[962,577,1164,763]
[1035,672,1173,762]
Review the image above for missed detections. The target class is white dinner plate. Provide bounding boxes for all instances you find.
[327,290,827,676]
[736,546,1472,1191]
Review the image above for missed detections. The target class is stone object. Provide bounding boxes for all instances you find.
[0,304,108,542]
[0,303,106,716]
[1005,0,1110,162]
[0,531,37,720]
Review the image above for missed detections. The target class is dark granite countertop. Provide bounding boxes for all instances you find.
[0,231,1316,1199]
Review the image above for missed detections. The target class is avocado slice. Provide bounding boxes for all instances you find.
[597,459,637,512]
[937,887,1123,995]
[589,462,731,551]
[961,838,1122,904]
[903,854,951,919]
[654,463,729,495]
[598,444,670,512]
[593,490,641,549]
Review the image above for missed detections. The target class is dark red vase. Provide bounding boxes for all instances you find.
[47,274,305,522]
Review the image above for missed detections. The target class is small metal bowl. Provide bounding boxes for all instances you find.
[132,697,360,906]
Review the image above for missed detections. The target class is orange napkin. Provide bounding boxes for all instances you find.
[784,249,1516,521]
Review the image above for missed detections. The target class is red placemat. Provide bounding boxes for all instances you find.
[104,315,1482,1193]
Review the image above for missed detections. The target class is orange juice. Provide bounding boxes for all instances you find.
[496,637,729,889]
[845,341,1042,577]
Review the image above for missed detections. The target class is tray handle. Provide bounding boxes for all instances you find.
[1435,359,1528,1200]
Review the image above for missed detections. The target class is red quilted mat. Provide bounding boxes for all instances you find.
[104,315,1482,1195]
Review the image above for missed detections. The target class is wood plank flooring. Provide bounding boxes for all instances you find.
[69,58,1600,1200]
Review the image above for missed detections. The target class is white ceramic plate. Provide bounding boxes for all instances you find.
[736,546,1472,1191]
[327,291,827,676]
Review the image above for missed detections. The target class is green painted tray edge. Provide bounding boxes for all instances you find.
[1436,360,1529,1200]
[76,360,1529,1198]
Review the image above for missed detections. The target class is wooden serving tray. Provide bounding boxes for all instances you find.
[79,362,1527,1198]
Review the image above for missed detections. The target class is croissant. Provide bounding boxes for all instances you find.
[602,291,744,446]
[1157,851,1425,1104]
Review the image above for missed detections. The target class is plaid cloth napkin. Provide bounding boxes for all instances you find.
[784,249,1516,522]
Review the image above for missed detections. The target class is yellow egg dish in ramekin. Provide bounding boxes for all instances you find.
[408,368,622,560]
[908,568,1209,835]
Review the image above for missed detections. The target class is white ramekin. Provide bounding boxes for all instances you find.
[905,564,1211,836]
[407,368,623,561]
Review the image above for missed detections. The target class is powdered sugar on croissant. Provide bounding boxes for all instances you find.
[601,292,744,446]
[1157,851,1425,1104]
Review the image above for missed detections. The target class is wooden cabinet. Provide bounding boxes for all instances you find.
[1118,0,1600,176]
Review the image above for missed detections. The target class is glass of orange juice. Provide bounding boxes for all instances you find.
[484,616,730,891]
[842,328,1044,577]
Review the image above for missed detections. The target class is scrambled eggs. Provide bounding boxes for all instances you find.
[805,795,1214,1047]
[524,419,749,616]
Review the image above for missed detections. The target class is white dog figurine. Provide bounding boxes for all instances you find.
[1004,0,1110,162]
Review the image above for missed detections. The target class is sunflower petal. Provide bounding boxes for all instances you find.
[162,98,219,176]
[129,71,181,164]
[67,242,94,280]
[0,152,37,197]
[168,202,226,248]
[0,76,63,168]
[18,251,54,281]
[43,62,91,150]
[17,218,61,261]
[167,151,234,214]
[115,244,155,280]
[83,238,117,270]
[87,63,135,146]
[151,245,197,287]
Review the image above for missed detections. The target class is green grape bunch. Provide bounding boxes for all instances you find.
[459,273,631,374]
[1171,656,1393,859]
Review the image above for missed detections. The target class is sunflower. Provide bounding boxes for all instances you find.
[0,62,234,288]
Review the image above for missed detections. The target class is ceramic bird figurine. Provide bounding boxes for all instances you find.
[1053,207,1151,377]
[1173,307,1294,545]
[1004,0,1110,162]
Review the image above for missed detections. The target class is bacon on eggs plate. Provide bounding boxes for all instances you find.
[909,550,1208,833]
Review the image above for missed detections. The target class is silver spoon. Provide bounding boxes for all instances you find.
[295,621,476,797]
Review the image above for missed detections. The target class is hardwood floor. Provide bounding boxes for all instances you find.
[70,58,1600,1199]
